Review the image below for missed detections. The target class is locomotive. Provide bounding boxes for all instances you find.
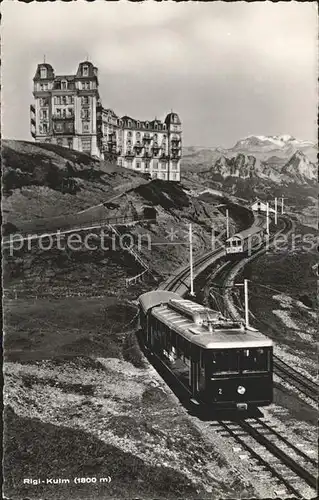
[226,225,265,256]
[139,290,273,410]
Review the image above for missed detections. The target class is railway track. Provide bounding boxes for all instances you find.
[159,214,317,497]
[215,417,317,498]
[273,355,318,403]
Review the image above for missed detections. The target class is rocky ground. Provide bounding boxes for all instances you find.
[4,297,255,500]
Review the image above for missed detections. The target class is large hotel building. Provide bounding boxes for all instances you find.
[30,61,182,181]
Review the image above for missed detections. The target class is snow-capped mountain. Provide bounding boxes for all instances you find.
[232,135,315,154]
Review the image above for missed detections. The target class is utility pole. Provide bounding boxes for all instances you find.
[226,209,230,239]
[235,279,250,329]
[189,224,195,296]
[266,202,270,235]
[211,224,215,251]
[274,197,278,225]
[244,279,249,329]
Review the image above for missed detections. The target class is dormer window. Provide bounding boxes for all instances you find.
[61,80,67,90]
[40,67,47,79]
[82,65,89,77]
[137,121,140,128]
[145,122,149,128]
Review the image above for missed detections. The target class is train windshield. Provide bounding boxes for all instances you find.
[211,350,239,375]
[210,348,270,376]
[241,348,269,373]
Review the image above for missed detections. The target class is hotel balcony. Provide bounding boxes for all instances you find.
[52,113,75,120]
[160,153,170,160]
[125,150,135,158]
[144,152,152,158]
[143,135,152,143]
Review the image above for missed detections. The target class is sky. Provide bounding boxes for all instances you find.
[2,1,318,147]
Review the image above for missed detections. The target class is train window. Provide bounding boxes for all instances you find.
[241,348,269,373]
[211,350,239,375]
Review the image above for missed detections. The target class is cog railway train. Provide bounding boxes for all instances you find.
[139,291,273,410]
[225,225,265,257]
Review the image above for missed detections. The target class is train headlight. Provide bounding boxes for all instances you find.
[237,385,246,395]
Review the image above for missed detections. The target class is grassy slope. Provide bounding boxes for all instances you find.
[2,140,148,226]
[3,298,251,500]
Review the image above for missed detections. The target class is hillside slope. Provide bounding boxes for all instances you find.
[3,140,148,225]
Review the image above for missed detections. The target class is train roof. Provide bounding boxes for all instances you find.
[139,290,181,313]
[226,225,264,242]
[152,300,273,349]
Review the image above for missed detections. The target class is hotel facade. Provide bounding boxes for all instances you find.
[30,61,182,181]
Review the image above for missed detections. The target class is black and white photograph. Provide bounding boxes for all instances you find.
[2,1,318,499]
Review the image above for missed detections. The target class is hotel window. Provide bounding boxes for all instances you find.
[172,162,178,170]
[145,162,150,170]
[62,96,67,105]
[69,96,74,104]
[136,161,141,169]
[136,132,141,139]
[128,131,132,137]
[62,109,66,118]
[145,122,149,128]
[40,67,47,79]
[83,81,90,90]
[40,109,48,119]
[39,84,44,91]
[55,96,61,105]
[81,138,92,152]
[43,123,48,133]
[153,161,158,170]
[68,107,73,116]
[82,96,89,105]
[137,121,140,128]
[55,123,63,132]
[82,122,90,132]
[82,65,89,77]
[161,163,166,170]
[82,109,90,120]
[171,173,177,180]
[61,81,67,90]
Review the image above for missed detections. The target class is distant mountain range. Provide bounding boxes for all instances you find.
[182,135,317,211]
[211,150,317,185]
[183,134,317,164]
[231,135,315,154]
